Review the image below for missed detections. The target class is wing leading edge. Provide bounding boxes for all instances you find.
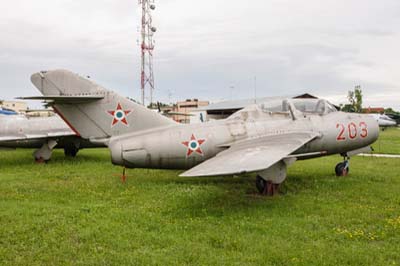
[180,132,319,177]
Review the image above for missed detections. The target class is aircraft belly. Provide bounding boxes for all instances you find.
[157,156,199,170]
[0,139,45,149]
[147,138,214,170]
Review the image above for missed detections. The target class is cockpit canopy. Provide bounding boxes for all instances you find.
[260,98,338,115]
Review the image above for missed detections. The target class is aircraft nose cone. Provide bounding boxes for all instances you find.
[366,115,380,143]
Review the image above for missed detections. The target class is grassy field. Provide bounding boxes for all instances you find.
[0,147,400,265]
[372,127,400,154]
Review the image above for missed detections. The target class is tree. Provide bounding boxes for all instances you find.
[340,104,355,113]
[384,108,400,115]
[347,85,363,113]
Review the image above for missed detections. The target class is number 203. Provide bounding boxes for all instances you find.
[336,122,368,141]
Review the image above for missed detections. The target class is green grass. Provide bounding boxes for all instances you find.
[1,149,400,265]
[372,127,400,154]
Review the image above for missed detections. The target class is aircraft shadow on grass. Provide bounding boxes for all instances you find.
[141,173,322,218]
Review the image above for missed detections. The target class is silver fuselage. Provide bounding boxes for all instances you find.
[110,111,379,170]
[0,115,97,149]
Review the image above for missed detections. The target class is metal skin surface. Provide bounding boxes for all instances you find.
[109,109,379,171]
[0,114,101,160]
[370,114,397,127]
[30,69,379,194]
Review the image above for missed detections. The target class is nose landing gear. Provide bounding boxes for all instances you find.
[335,156,350,176]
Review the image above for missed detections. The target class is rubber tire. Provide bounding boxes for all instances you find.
[35,158,47,164]
[335,162,349,176]
[256,175,267,194]
[64,146,79,157]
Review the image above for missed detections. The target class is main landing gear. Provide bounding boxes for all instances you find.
[256,176,280,196]
[33,140,81,163]
[335,155,350,176]
[255,159,296,196]
[64,144,79,157]
[34,140,58,163]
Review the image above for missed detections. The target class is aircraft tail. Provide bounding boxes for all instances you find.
[30,69,176,140]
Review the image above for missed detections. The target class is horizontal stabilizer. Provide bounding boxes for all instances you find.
[17,95,104,103]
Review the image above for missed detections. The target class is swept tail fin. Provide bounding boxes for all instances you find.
[30,69,176,140]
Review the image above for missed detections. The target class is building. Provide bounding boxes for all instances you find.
[363,107,385,114]
[172,99,209,123]
[0,100,55,117]
[25,109,55,117]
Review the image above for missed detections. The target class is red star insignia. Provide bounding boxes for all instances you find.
[107,103,132,126]
[182,134,206,156]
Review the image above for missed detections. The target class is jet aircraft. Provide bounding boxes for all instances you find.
[0,107,17,116]
[0,114,101,161]
[369,114,397,128]
[26,70,379,195]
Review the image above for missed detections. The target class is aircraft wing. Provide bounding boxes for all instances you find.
[0,131,75,142]
[180,132,319,177]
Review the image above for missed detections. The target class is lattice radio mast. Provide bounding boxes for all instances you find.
[139,0,156,106]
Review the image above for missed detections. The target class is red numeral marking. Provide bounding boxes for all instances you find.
[336,124,346,141]
[348,122,357,139]
[359,122,368,138]
[336,121,368,141]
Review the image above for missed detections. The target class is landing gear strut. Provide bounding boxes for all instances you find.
[34,140,58,163]
[121,167,127,183]
[255,160,294,196]
[256,175,280,196]
[335,155,350,176]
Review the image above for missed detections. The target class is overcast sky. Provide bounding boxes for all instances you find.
[1,0,399,109]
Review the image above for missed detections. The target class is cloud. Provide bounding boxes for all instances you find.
[0,0,399,110]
